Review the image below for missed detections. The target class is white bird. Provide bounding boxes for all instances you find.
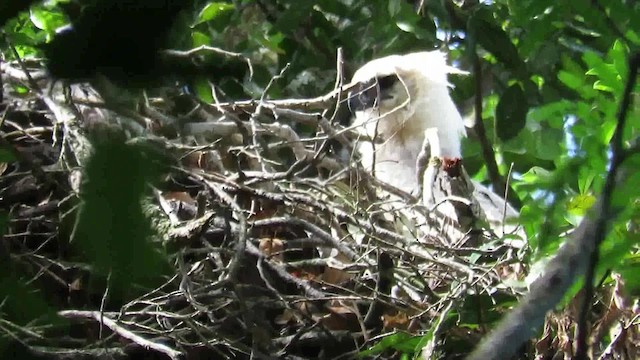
[348,50,522,240]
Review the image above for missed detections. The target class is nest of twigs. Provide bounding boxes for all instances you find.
[1,59,526,360]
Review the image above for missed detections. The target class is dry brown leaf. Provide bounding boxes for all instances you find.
[382,310,410,331]
[319,305,360,331]
[162,191,196,204]
[259,237,284,262]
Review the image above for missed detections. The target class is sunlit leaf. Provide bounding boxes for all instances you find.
[196,2,234,25]
[191,31,210,47]
[29,7,67,33]
[577,168,597,194]
[521,166,553,183]
[358,332,421,357]
[567,194,596,216]
[584,51,622,93]
[593,80,614,92]
[609,40,629,79]
[558,70,583,90]
[192,77,214,103]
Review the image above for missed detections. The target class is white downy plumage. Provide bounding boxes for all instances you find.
[349,51,522,241]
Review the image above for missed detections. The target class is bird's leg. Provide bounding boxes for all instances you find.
[421,128,486,236]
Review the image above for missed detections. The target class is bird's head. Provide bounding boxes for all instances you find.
[349,50,465,115]
[348,51,468,154]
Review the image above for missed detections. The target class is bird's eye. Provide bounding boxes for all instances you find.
[376,75,398,91]
[348,74,399,113]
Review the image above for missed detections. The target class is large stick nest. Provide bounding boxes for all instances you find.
[1,59,527,359]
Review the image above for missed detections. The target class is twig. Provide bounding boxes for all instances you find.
[99,271,111,340]
[471,54,505,196]
[163,45,254,80]
[245,241,326,299]
[205,181,248,283]
[200,81,360,113]
[58,310,184,360]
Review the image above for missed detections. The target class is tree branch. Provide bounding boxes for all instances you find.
[467,52,640,360]
[574,52,640,360]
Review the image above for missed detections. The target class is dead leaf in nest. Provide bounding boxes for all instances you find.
[274,301,318,325]
[291,270,319,280]
[556,314,574,357]
[321,266,351,285]
[274,308,297,325]
[162,191,196,204]
[253,200,280,220]
[535,320,555,357]
[182,151,203,169]
[319,304,360,331]
[383,310,410,331]
[495,261,524,282]
[259,238,284,262]
[320,251,353,285]
[611,272,629,310]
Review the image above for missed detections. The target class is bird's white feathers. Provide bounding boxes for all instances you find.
[350,51,522,239]
[351,51,468,192]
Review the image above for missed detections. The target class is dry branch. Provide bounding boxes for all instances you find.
[1,56,525,359]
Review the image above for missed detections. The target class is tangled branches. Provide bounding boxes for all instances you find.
[0,58,525,359]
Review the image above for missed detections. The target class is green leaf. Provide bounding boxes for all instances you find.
[529,100,571,128]
[0,147,16,162]
[584,51,622,93]
[609,40,629,79]
[195,2,234,25]
[274,3,314,33]
[7,31,39,47]
[29,7,67,33]
[558,70,583,90]
[617,253,640,295]
[593,80,614,92]
[388,0,402,16]
[577,168,596,194]
[191,31,210,47]
[358,332,421,357]
[391,1,429,39]
[192,77,214,103]
[534,128,563,160]
[257,32,285,54]
[567,194,596,216]
[415,303,455,358]
[598,225,638,277]
[468,8,526,77]
[13,84,29,94]
[521,166,553,183]
[495,83,529,141]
